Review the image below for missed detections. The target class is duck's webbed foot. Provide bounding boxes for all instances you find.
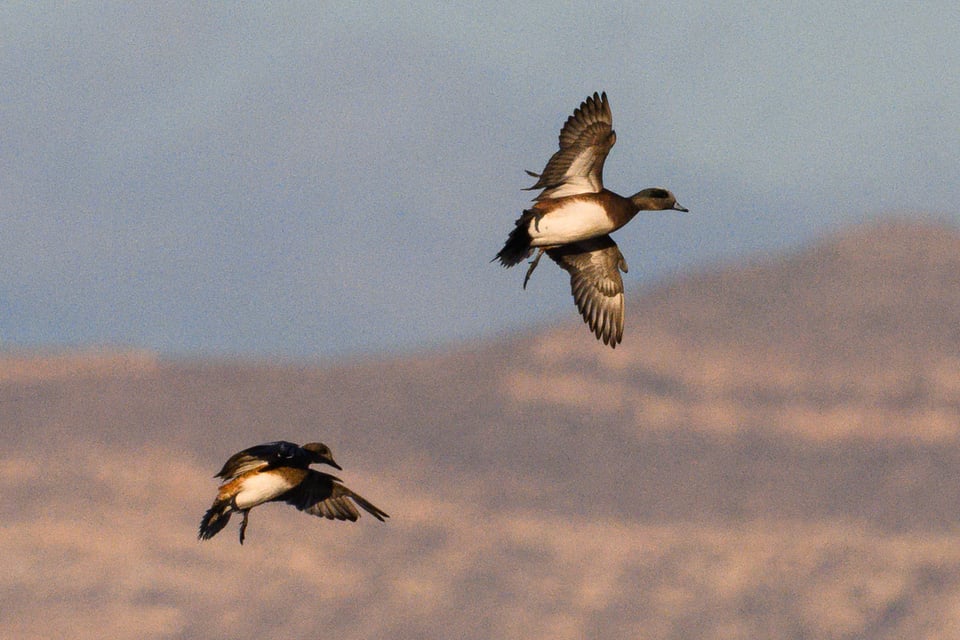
[238,510,250,545]
[523,249,545,290]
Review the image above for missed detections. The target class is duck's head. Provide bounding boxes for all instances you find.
[302,442,342,470]
[630,188,688,212]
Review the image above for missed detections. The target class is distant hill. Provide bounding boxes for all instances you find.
[3,219,960,640]
[636,219,960,366]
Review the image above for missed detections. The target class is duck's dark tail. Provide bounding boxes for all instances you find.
[494,210,535,267]
[198,498,233,541]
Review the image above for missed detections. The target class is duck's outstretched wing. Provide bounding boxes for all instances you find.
[283,471,389,522]
[547,234,628,348]
[525,91,616,201]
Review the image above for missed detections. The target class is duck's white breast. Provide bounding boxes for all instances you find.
[233,472,293,509]
[528,201,614,246]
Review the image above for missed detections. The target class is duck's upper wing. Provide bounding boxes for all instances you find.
[525,91,616,201]
[283,471,390,522]
[547,234,628,348]
[215,440,302,479]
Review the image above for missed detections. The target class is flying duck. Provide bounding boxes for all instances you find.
[198,441,388,544]
[494,91,687,347]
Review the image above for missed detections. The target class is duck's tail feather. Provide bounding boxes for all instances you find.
[198,498,233,541]
[494,210,536,267]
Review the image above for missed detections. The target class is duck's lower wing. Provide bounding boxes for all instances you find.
[547,235,628,348]
[283,471,389,523]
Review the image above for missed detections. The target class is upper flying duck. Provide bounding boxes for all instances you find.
[198,440,388,545]
[494,91,687,347]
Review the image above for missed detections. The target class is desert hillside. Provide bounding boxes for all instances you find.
[3,219,960,639]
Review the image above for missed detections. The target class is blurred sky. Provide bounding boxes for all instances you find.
[2,2,959,359]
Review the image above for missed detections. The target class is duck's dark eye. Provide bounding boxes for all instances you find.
[650,188,669,199]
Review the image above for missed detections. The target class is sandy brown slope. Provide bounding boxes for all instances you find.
[3,218,960,639]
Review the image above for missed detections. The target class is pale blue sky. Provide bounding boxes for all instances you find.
[2,2,958,358]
